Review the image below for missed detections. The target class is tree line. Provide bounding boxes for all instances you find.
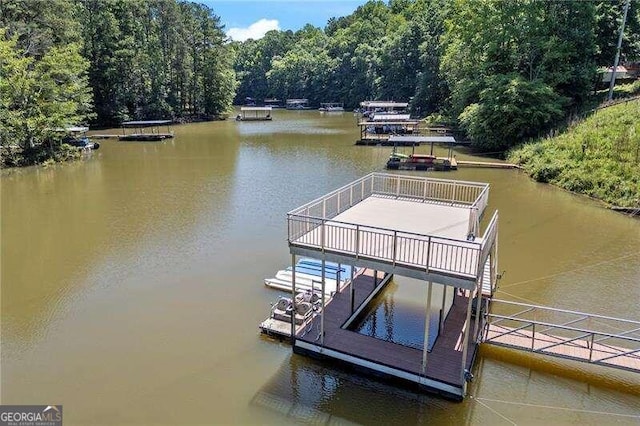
[233,0,640,151]
[1,0,236,166]
[2,0,639,167]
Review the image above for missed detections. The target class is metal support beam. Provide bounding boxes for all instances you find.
[421,281,433,374]
[460,293,474,385]
[350,264,355,314]
[440,284,447,332]
[474,276,482,342]
[291,254,296,344]
[321,258,326,346]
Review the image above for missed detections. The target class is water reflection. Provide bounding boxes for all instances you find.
[1,111,639,424]
[351,278,444,351]
[252,354,455,425]
[1,121,241,349]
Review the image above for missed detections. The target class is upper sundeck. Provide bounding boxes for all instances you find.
[287,173,498,288]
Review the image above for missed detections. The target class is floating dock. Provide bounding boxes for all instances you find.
[264,259,358,295]
[236,106,273,121]
[385,136,459,171]
[119,120,174,141]
[281,173,500,400]
[456,160,518,169]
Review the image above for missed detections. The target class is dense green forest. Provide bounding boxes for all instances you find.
[1,0,235,167]
[1,0,639,169]
[233,0,640,152]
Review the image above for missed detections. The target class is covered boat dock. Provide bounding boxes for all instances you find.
[119,120,174,141]
[385,135,459,171]
[286,99,310,110]
[237,106,273,121]
[285,172,499,400]
[356,115,421,145]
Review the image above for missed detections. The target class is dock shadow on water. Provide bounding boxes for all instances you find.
[251,355,458,425]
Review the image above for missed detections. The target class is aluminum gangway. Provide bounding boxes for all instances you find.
[482,299,640,373]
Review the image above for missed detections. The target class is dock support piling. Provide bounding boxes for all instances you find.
[321,259,326,346]
[474,277,482,343]
[440,285,447,332]
[291,254,297,344]
[460,292,474,386]
[421,281,433,374]
[350,264,355,314]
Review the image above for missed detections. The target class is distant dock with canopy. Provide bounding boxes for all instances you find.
[119,120,174,141]
[236,107,273,121]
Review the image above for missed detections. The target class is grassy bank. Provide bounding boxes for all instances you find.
[509,98,640,208]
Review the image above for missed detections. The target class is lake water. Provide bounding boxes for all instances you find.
[2,110,639,424]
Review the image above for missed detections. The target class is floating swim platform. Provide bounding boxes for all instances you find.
[264,259,359,295]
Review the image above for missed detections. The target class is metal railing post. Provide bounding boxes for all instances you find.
[355,224,360,259]
[425,236,431,271]
[291,254,296,344]
[451,182,457,204]
[392,231,397,266]
[396,175,400,198]
[589,334,595,362]
[321,220,325,253]
[531,323,536,350]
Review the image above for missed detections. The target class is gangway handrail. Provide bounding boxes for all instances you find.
[594,326,640,343]
[485,313,640,344]
[490,299,640,326]
[489,306,536,326]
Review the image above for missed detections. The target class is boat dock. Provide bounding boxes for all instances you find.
[236,106,273,121]
[385,136,459,171]
[456,160,519,169]
[91,134,119,139]
[259,171,640,401]
[119,120,174,141]
[280,173,499,400]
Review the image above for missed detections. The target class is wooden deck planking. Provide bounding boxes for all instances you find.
[296,270,478,388]
[485,324,640,372]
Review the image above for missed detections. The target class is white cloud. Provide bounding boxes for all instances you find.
[227,19,280,42]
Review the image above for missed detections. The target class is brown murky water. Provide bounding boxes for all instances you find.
[2,110,639,424]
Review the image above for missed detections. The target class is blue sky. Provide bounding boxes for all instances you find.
[202,0,369,41]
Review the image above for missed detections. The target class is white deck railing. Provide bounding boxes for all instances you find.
[288,173,490,221]
[287,173,494,280]
[288,215,484,277]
